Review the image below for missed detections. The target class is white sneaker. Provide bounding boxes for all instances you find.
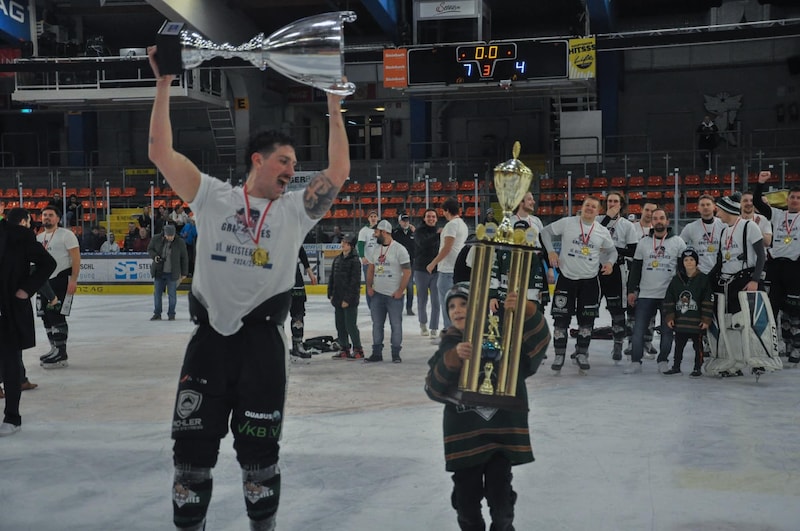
[643,342,657,359]
[0,422,21,437]
[430,330,439,344]
[658,361,669,373]
[420,324,429,336]
[623,362,642,374]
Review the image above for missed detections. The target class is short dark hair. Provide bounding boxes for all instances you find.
[442,197,460,215]
[6,207,30,226]
[40,204,61,218]
[245,130,295,171]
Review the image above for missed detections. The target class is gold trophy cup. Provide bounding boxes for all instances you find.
[458,142,536,411]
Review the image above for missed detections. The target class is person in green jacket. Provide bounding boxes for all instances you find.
[662,248,714,377]
[425,281,550,531]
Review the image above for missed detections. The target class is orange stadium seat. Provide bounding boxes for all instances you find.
[539,178,555,189]
[611,176,627,188]
[647,175,664,187]
[592,177,608,189]
[575,177,590,189]
[33,188,48,198]
[684,174,701,186]
[380,182,393,193]
[443,181,459,192]
[628,176,645,188]
[537,206,552,216]
[430,181,443,192]
[411,181,425,192]
[703,174,720,185]
[556,178,569,189]
[628,204,642,214]
[362,182,377,194]
[395,182,410,192]
[77,187,92,198]
[666,174,681,186]
[459,180,475,191]
[343,182,361,194]
[686,190,700,198]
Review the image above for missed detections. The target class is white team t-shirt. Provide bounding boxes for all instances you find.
[37,227,79,278]
[189,174,317,336]
[765,207,800,260]
[679,217,726,274]
[367,240,410,295]
[633,234,687,299]
[598,215,639,251]
[437,216,468,273]
[541,215,617,280]
[720,218,763,275]
[358,224,378,259]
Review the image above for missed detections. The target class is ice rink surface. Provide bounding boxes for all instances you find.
[2,294,799,530]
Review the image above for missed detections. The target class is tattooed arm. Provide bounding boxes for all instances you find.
[304,91,350,219]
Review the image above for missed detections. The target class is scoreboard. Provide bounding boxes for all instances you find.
[407,40,568,86]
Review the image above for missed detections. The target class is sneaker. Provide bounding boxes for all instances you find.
[392,356,402,363]
[331,350,349,360]
[406,309,415,316]
[551,354,565,371]
[690,369,702,378]
[39,345,57,362]
[20,380,38,391]
[363,354,383,363]
[657,361,669,373]
[168,315,176,321]
[150,314,162,321]
[623,362,642,374]
[420,323,429,336]
[663,367,682,375]
[350,348,365,360]
[643,342,657,359]
[788,353,800,365]
[430,331,440,345]
[291,349,312,359]
[611,343,623,361]
[575,354,590,370]
[0,422,21,437]
[41,351,68,369]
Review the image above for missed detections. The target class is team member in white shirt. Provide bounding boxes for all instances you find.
[147,48,350,531]
[427,197,468,332]
[597,191,639,361]
[754,172,800,362]
[357,210,379,309]
[541,196,617,373]
[624,208,686,374]
[679,194,726,274]
[36,205,80,369]
[365,219,411,363]
[626,201,660,357]
[740,191,773,247]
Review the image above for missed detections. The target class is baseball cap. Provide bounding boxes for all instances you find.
[399,214,410,222]
[163,225,176,236]
[376,220,393,232]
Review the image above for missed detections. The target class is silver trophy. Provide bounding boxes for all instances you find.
[157,11,356,96]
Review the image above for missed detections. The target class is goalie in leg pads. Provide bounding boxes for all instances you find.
[706,193,781,377]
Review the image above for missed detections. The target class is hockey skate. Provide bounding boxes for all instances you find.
[551,354,565,373]
[40,350,68,369]
[575,353,590,375]
[611,343,623,364]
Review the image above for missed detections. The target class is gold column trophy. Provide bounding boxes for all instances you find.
[458,141,536,411]
[155,11,357,96]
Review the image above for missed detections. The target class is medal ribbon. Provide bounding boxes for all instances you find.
[652,231,667,256]
[243,184,273,247]
[701,220,715,246]
[783,211,798,240]
[41,229,56,250]
[579,219,595,246]
[378,241,391,264]
[724,218,741,253]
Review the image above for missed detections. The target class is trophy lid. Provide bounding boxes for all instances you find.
[493,141,532,179]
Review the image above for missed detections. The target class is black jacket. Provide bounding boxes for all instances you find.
[148,233,188,280]
[328,250,361,307]
[0,220,57,351]
[414,224,440,272]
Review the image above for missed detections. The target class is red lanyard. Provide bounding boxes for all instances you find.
[784,211,798,237]
[41,230,56,250]
[243,184,273,247]
[378,242,391,263]
[701,220,715,244]
[724,218,741,251]
[579,219,595,245]
[652,232,666,256]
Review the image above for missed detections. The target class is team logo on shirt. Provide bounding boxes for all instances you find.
[220,208,271,244]
[677,291,698,314]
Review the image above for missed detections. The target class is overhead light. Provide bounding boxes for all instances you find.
[374,106,385,112]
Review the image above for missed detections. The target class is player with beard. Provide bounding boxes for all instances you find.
[541,196,617,374]
[597,192,639,362]
[753,171,800,363]
[680,195,726,274]
[626,201,660,358]
[36,205,80,369]
[624,209,687,374]
[740,191,773,247]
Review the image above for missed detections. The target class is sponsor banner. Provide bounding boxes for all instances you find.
[78,253,153,283]
[568,37,596,79]
[417,0,478,20]
[383,48,408,88]
[0,0,30,42]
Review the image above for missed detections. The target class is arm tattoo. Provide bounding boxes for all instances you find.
[303,170,340,219]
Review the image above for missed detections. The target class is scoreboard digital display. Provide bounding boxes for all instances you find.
[407,40,568,86]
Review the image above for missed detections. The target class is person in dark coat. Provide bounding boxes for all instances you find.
[0,208,57,436]
[328,235,364,359]
[147,224,188,321]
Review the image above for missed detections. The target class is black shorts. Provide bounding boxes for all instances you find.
[551,274,601,320]
[599,262,624,310]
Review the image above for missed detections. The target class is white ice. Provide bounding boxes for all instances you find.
[1,294,799,530]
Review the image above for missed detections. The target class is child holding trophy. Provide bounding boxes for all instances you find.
[425,282,550,531]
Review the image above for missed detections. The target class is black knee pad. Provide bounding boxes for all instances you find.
[242,464,281,525]
[173,465,212,530]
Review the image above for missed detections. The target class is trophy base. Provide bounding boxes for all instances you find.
[459,390,529,412]
[155,32,183,76]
